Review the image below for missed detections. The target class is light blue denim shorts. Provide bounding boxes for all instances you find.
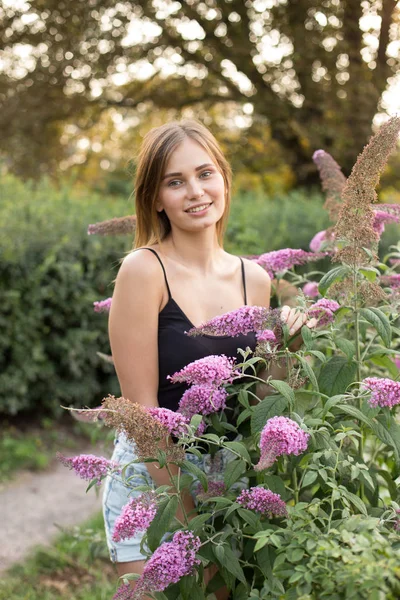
[102,433,238,563]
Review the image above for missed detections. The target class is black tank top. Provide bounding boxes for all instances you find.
[138,248,257,413]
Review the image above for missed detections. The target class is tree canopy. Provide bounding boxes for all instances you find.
[0,0,399,182]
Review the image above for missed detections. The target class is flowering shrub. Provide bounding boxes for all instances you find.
[61,117,400,599]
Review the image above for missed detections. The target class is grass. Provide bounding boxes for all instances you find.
[0,417,114,483]
[0,512,118,600]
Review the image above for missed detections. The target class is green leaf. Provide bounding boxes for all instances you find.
[318,266,349,296]
[296,355,319,391]
[146,496,179,552]
[256,545,272,579]
[334,404,375,428]
[341,489,368,516]
[237,508,261,529]
[251,395,287,434]
[376,469,397,500]
[322,394,346,417]
[368,355,398,379]
[301,325,313,349]
[335,338,356,360]
[181,459,209,492]
[224,459,247,490]
[360,267,379,282]
[223,441,251,464]
[214,544,247,584]
[360,307,391,348]
[302,470,318,488]
[237,408,252,426]
[238,389,250,408]
[269,380,296,412]
[318,356,357,396]
[187,513,212,532]
[370,416,400,466]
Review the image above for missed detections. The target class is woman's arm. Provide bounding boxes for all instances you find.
[109,250,195,521]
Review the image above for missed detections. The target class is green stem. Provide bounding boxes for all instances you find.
[292,467,299,504]
[165,463,189,526]
[353,268,365,499]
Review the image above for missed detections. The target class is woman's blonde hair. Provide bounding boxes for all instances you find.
[133,119,232,249]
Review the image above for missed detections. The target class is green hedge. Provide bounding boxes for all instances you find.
[1,175,398,417]
[0,176,130,416]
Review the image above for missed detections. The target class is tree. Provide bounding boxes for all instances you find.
[0,0,398,181]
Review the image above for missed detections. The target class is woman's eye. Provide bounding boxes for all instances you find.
[200,170,212,178]
[168,180,181,187]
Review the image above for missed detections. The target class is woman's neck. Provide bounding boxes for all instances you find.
[160,230,225,275]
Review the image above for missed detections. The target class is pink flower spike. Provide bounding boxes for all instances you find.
[362,377,400,409]
[168,355,239,386]
[308,298,340,326]
[256,248,327,278]
[194,480,226,501]
[112,492,157,542]
[57,453,120,483]
[373,210,400,236]
[113,583,135,599]
[147,407,189,437]
[237,486,287,517]
[380,274,400,289]
[186,305,270,338]
[255,416,309,471]
[93,297,112,313]
[133,530,201,599]
[309,230,328,253]
[303,282,319,298]
[256,329,277,343]
[178,385,227,419]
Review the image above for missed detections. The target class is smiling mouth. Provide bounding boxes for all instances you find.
[185,202,212,213]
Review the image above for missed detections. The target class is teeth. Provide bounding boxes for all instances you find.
[187,203,211,213]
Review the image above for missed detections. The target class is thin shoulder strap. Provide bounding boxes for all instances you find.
[136,247,172,300]
[239,257,247,305]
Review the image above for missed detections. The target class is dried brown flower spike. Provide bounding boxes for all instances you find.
[87,215,136,236]
[334,117,400,268]
[101,395,185,462]
[312,149,347,223]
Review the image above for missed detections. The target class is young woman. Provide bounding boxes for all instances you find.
[102,119,312,591]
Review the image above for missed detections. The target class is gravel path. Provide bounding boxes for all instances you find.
[0,443,112,574]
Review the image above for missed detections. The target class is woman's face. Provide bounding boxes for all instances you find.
[156,137,226,233]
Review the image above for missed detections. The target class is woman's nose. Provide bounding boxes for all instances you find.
[186,178,204,198]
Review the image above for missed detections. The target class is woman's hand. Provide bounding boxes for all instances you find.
[280,305,317,351]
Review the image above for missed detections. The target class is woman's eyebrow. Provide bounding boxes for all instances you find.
[161,163,214,180]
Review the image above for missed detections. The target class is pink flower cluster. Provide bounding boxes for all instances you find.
[147,407,189,437]
[373,210,400,236]
[255,249,327,278]
[168,355,239,386]
[112,492,157,542]
[381,274,400,289]
[237,486,287,517]
[256,329,277,343]
[308,298,340,326]
[178,385,227,419]
[303,282,319,298]
[362,377,400,409]
[255,416,309,471]
[93,297,112,313]
[195,480,225,501]
[309,230,328,253]
[131,530,201,599]
[57,452,119,483]
[186,306,270,338]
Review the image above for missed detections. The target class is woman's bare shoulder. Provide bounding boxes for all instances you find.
[240,256,271,306]
[118,246,162,277]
